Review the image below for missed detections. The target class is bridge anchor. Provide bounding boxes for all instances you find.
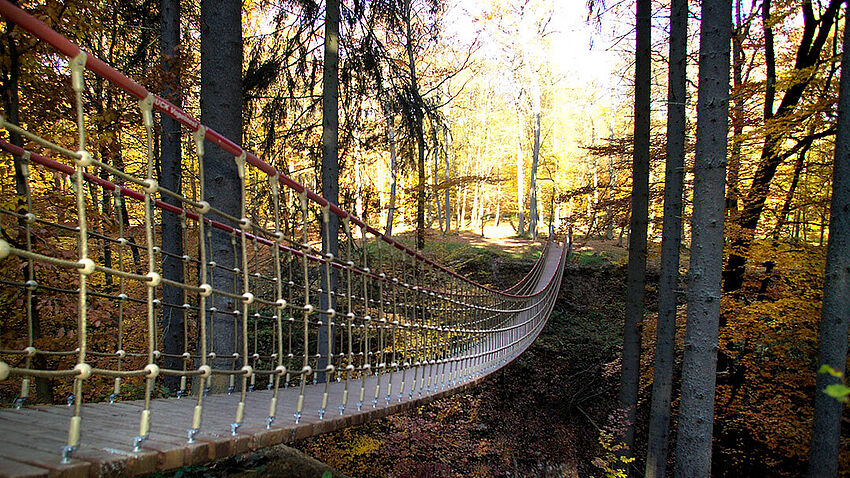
[133,435,147,452]
[61,445,77,464]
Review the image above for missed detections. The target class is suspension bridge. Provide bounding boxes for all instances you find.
[0,2,569,477]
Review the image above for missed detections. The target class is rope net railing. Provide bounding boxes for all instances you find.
[0,0,569,466]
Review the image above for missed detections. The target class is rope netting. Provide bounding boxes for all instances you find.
[0,0,569,464]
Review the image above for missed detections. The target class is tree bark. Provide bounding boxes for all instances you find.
[726,0,746,214]
[401,0,426,250]
[319,0,340,379]
[384,104,398,237]
[618,0,651,470]
[645,0,687,475]
[516,106,526,236]
[200,0,242,379]
[431,119,444,234]
[529,108,541,241]
[808,11,850,477]
[442,123,452,234]
[159,0,184,393]
[674,0,731,475]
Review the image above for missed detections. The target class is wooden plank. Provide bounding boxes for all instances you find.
[0,408,154,477]
[24,405,196,473]
[92,402,230,462]
[0,458,50,478]
[0,440,89,478]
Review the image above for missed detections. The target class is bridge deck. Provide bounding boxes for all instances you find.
[0,245,564,478]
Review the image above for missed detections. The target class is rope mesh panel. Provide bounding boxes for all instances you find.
[0,0,569,467]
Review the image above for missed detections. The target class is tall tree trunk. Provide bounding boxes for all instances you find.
[415,117,426,249]
[402,0,426,250]
[674,0,731,475]
[442,123,452,234]
[607,123,616,240]
[384,105,398,237]
[200,0,243,379]
[319,0,341,379]
[494,167,501,227]
[516,107,526,236]
[354,133,363,220]
[460,179,468,229]
[160,0,184,393]
[529,108,541,241]
[727,0,745,215]
[379,141,386,226]
[808,13,850,475]
[645,0,687,474]
[431,121,444,234]
[723,0,844,292]
[618,0,651,470]
[471,180,480,230]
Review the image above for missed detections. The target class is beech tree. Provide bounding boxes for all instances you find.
[674,0,731,475]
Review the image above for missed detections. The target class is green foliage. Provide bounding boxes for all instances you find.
[824,384,850,403]
[819,365,850,403]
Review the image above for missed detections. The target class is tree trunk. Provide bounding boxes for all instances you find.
[354,132,363,220]
[402,0,426,250]
[443,124,451,234]
[807,18,850,471]
[384,105,398,237]
[645,0,687,475]
[529,109,541,241]
[494,167,501,228]
[460,181,468,230]
[516,107,526,236]
[319,0,341,379]
[727,0,745,214]
[160,0,184,393]
[200,0,243,379]
[431,121,444,234]
[415,116,426,249]
[618,0,651,470]
[471,181,480,230]
[674,0,731,475]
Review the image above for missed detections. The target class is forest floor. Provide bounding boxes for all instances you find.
[161,229,636,477]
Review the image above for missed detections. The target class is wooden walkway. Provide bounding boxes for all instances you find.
[0,245,565,478]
